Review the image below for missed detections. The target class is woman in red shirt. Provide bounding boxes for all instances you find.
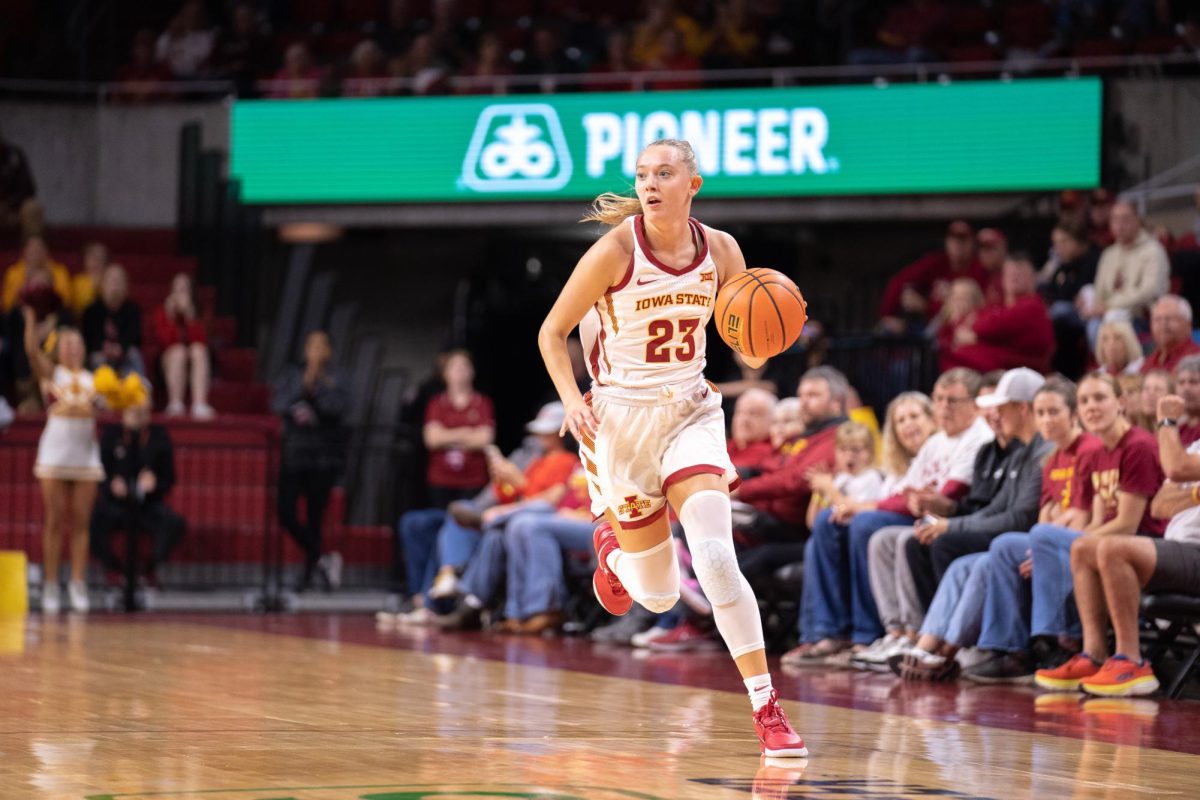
[423,350,495,508]
[150,272,213,419]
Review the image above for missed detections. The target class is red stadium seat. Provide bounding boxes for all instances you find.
[1002,2,1052,50]
[217,348,258,382]
[947,44,998,63]
[1072,38,1127,58]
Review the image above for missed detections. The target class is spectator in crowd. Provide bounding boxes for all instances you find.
[150,272,213,419]
[712,348,792,421]
[1082,200,1170,346]
[976,228,1008,305]
[272,330,350,592]
[1040,218,1101,378]
[939,254,1055,374]
[644,28,703,91]
[587,29,639,92]
[904,368,1053,605]
[786,368,992,663]
[82,265,143,377]
[519,26,578,92]
[768,396,804,451]
[6,262,64,412]
[156,0,217,79]
[850,374,1005,669]
[1094,320,1144,376]
[1142,295,1200,374]
[970,373,1164,683]
[500,464,598,634]
[847,0,947,65]
[1088,188,1116,248]
[880,220,985,333]
[0,128,42,240]
[90,397,185,595]
[631,0,707,65]
[932,278,983,364]
[386,426,546,626]
[422,349,495,508]
[425,0,474,69]
[431,402,577,627]
[377,0,418,57]
[70,242,109,319]
[343,40,388,97]
[1174,355,1200,445]
[731,367,849,539]
[1034,390,1200,696]
[805,422,885,532]
[703,0,762,70]
[728,388,777,469]
[458,33,512,95]
[2,236,70,313]
[114,29,176,103]
[890,379,1096,681]
[269,43,322,99]
[404,33,451,95]
[1133,369,1175,434]
[213,3,268,96]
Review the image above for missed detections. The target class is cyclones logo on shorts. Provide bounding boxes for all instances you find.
[618,494,653,518]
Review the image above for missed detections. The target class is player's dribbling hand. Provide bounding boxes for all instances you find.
[562,397,599,440]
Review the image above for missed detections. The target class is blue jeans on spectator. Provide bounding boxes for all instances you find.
[437,517,484,573]
[506,514,597,620]
[397,508,447,598]
[802,507,913,644]
[920,552,989,648]
[979,524,1081,652]
[457,506,555,605]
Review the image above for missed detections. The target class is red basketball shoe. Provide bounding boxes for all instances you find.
[753,691,809,758]
[592,521,632,616]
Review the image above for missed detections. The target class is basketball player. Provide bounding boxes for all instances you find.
[538,139,808,758]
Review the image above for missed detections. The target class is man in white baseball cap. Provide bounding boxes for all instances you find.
[974,367,1047,410]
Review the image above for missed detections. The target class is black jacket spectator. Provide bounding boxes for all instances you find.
[272,331,350,590]
[0,136,36,219]
[1044,244,1100,306]
[90,416,186,583]
[83,297,142,370]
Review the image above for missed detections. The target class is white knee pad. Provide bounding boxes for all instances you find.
[613,536,680,613]
[679,490,764,659]
[679,490,742,606]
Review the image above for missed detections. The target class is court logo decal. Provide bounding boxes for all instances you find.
[462,104,573,193]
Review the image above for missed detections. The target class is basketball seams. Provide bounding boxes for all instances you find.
[716,272,755,335]
[754,272,789,349]
[716,268,805,359]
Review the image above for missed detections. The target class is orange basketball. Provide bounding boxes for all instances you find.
[715,268,808,358]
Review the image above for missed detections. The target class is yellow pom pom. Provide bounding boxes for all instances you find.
[93,365,120,396]
[119,374,148,408]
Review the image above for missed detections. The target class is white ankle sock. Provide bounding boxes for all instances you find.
[744,673,773,712]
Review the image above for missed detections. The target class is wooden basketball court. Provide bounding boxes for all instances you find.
[3,613,1200,799]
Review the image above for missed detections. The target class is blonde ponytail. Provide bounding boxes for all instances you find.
[582,192,642,226]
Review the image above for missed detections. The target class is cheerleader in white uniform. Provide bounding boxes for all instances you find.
[23,306,104,614]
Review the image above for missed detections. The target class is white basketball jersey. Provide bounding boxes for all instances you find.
[582,215,719,390]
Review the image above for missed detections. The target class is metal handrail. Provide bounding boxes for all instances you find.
[0,50,1194,101]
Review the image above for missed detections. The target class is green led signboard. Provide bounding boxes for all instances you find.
[229,77,1101,204]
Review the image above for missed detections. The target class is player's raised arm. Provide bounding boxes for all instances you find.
[538,228,628,439]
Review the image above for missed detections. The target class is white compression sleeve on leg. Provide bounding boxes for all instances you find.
[679,490,765,659]
[610,535,680,613]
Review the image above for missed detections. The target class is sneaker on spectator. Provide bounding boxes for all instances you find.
[851,634,913,671]
[1079,655,1160,697]
[435,600,482,631]
[631,624,674,649]
[318,552,343,590]
[41,583,60,615]
[375,611,400,629]
[397,606,436,626]
[589,607,652,644]
[1035,653,1102,691]
[647,619,722,652]
[68,580,89,613]
[191,402,216,421]
[165,400,186,417]
[963,651,1034,684]
[428,566,459,599]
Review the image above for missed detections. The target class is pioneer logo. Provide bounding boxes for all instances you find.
[462,103,573,192]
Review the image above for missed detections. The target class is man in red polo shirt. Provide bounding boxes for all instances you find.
[1142,294,1200,375]
[880,220,986,333]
